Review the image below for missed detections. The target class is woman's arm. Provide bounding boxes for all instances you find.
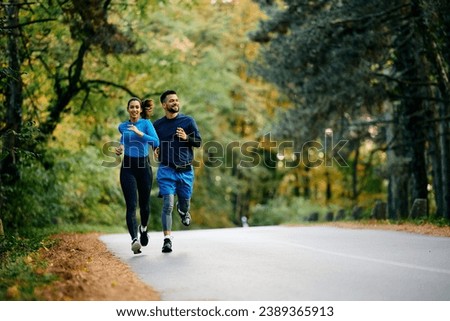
[141,121,160,148]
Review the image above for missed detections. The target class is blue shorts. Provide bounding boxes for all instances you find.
[156,165,194,199]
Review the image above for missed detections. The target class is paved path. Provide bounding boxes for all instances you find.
[100,226,450,300]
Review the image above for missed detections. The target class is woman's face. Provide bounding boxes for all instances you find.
[128,100,142,120]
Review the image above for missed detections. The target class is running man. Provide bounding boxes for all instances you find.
[153,90,202,253]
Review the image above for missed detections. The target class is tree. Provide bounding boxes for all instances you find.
[1,0,23,182]
[414,0,450,219]
[250,0,450,219]
[0,0,147,230]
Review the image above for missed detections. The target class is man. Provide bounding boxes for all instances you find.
[153,90,202,253]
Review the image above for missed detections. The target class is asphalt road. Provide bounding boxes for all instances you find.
[100,226,450,300]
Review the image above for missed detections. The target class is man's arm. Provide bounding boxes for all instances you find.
[187,118,201,148]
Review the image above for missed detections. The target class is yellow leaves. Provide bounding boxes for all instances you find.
[370,63,380,71]
[24,255,34,264]
[6,285,20,300]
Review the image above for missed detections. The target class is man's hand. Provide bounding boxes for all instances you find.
[176,127,187,140]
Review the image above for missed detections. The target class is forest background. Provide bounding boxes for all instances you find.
[1,0,450,296]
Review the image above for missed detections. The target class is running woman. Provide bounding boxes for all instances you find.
[116,97,159,254]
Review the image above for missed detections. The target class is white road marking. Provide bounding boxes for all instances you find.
[275,240,450,275]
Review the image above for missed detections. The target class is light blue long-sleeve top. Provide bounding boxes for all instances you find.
[118,119,159,158]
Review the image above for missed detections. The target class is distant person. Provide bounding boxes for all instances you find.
[241,216,249,228]
[153,90,202,253]
[141,98,155,119]
[116,97,159,254]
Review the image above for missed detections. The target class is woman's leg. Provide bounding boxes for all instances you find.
[120,165,138,241]
[136,162,152,227]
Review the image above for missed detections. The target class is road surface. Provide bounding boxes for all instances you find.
[100,226,450,300]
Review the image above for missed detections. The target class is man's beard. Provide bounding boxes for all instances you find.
[167,106,179,113]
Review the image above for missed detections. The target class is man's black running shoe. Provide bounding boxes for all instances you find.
[139,225,149,247]
[176,202,191,226]
[162,237,172,253]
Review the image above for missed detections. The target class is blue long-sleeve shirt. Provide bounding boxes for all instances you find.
[118,119,159,158]
[153,114,201,166]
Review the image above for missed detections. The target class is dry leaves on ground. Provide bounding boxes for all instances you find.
[35,232,159,301]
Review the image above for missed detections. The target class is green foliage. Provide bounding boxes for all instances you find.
[250,197,340,226]
[251,0,397,140]
[191,166,237,228]
[0,121,40,162]
[52,146,124,225]
[1,161,64,230]
[0,121,63,231]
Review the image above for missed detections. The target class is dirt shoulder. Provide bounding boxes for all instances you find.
[35,232,160,301]
[325,221,450,237]
[35,222,449,301]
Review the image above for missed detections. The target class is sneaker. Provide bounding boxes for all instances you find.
[176,202,191,226]
[139,225,149,247]
[131,239,142,254]
[162,237,172,253]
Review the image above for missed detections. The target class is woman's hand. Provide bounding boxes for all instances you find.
[128,124,143,137]
[115,144,124,156]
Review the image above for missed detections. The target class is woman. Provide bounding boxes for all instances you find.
[141,98,155,119]
[116,97,159,254]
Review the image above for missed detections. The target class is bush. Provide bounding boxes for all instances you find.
[1,162,66,231]
[250,197,340,226]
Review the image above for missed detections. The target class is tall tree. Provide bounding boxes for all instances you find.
[414,0,450,219]
[1,0,141,166]
[250,0,450,219]
[0,0,147,230]
[1,0,23,181]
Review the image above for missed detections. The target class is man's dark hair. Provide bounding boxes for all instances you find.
[160,90,177,103]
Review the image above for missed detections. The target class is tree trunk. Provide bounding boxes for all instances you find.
[303,166,311,199]
[351,145,360,203]
[388,1,428,219]
[1,0,23,181]
[385,104,410,220]
[425,98,444,217]
[438,102,450,219]
[325,170,332,204]
[415,0,450,219]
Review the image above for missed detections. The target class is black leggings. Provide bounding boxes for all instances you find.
[120,156,153,241]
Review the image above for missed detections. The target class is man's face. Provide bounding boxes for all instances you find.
[163,94,180,114]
